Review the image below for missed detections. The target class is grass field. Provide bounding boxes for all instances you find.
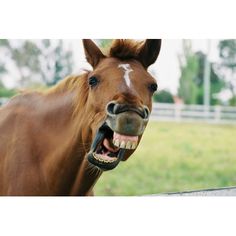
[94,121,236,195]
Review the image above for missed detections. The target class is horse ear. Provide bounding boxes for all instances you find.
[137,39,162,69]
[82,39,105,68]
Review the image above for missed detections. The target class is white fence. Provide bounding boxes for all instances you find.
[151,103,236,124]
[1,98,236,124]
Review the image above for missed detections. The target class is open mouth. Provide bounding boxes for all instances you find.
[87,123,138,171]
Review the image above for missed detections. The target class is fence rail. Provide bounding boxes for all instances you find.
[1,98,236,124]
[151,103,236,124]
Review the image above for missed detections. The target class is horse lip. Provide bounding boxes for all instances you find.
[106,112,148,136]
[107,102,150,120]
[116,107,145,118]
[87,122,126,171]
[87,149,125,171]
[89,123,107,152]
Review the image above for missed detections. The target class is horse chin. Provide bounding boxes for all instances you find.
[87,123,139,171]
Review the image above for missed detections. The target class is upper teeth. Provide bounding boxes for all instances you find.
[113,139,137,150]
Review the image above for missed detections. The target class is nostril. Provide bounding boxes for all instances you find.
[143,106,150,119]
[113,104,120,114]
[106,101,118,116]
[106,102,150,119]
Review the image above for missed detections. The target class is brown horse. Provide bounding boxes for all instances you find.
[0,39,161,196]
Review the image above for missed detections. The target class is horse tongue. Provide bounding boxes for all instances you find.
[103,138,119,152]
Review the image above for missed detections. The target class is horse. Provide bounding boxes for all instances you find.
[0,39,161,196]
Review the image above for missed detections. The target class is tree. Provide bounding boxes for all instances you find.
[178,40,199,104]
[178,40,224,105]
[194,51,225,105]
[0,62,6,74]
[0,81,16,98]
[0,39,42,86]
[153,90,174,103]
[97,39,113,53]
[218,40,236,105]
[37,40,74,86]
[0,39,74,87]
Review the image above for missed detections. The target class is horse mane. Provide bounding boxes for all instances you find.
[45,73,88,94]
[109,39,144,61]
[43,40,144,108]
[44,73,90,118]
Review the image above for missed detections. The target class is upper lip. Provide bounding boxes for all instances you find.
[112,105,148,119]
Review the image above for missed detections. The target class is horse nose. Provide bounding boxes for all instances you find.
[106,101,150,136]
[106,101,120,116]
[106,101,150,120]
[143,106,150,119]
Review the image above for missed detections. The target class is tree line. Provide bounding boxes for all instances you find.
[0,39,73,97]
[0,39,235,106]
[155,40,236,106]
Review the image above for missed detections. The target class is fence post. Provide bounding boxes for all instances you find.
[175,104,181,121]
[204,105,210,121]
[214,106,221,123]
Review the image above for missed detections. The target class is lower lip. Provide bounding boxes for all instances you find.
[87,149,126,171]
[87,152,118,168]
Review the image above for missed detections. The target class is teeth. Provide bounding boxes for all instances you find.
[126,141,132,149]
[113,139,137,150]
[131,142,137,149]
[120,141,126,148]
[114,139,120,148]
[93,153,116,163]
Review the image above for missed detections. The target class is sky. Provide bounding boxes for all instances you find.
[2,39,220,96]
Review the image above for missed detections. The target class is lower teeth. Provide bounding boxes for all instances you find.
[93,153,117,163]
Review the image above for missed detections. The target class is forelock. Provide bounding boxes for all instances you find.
[108,39,144,61]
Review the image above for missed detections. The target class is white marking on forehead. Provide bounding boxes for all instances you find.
[118,64,133,88]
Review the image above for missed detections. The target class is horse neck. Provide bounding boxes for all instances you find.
[41,75,102,195]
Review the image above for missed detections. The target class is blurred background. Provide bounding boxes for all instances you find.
[0,39,236,195]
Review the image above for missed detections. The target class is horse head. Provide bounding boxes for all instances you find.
[82,39,161,171]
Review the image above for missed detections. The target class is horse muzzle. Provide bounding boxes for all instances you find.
[105,101,150,136]
[87,101,150,171]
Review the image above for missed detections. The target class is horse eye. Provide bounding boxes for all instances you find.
[149,83,158,93]
[88,76,99,87]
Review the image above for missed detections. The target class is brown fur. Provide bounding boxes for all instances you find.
[109,39,144,60]
[0,39,161,195]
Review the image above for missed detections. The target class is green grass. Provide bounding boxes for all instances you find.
[94,121,236,195]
